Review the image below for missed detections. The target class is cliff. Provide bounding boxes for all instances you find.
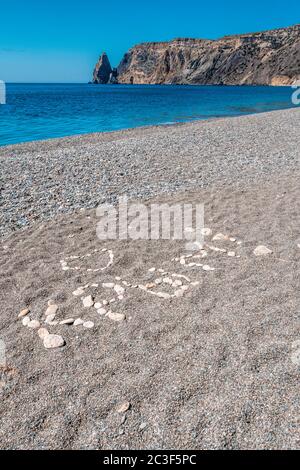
[93,52,112,84]
[93,24,300,86]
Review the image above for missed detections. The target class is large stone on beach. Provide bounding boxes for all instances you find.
[60,318,75,325]
[22,316,31,326]
[83,295,94,308]
[45,305,58,317]
[18,308,30,319]
[38,328,49,339]
[117,401,131,414]
[73,287,85,297]
[253,245,273,256]
[43,334,65,349]
[108,311,126,322]
[83,321,94,329]
[27,320,41,329]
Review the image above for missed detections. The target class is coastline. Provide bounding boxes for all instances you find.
[1,83,297,148]
[0,102,296,151]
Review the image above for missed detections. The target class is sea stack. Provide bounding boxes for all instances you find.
[93,52,113,84]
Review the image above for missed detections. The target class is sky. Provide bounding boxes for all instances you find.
[0,0,299,83]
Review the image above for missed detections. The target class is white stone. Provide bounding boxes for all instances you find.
[163,277,173,284]
[174,289,184,298]
[97,308,107,316]
[114,284,125,295]
[148,268,156,272]
[173,280,183,287]
[18,308,30,319]
[140,422,147,431]
[45,314,56,324]
[22,316,31,326]
[73,287,85,297]
[117,401,131,413]
[155,278,162,285]
[27,320,41,329]
[203,265,215,271]
[156,292,171,299]
[108,311,126,322]
[145,283,156,289]
[191,281,200,286]
[45,305,58,317]
[74,318,84,326]
[253,245,273,256]
[38,328,49,339]
[228,251,236,257]
[212,233,227,241]
[103,300,109,306]
[43,334,65,349]
[94,302,102,309]
[103,283,115,289]
[60,318,75,325]
[82,295,94,308]
[83,321,94,329]
[181,285,189,291]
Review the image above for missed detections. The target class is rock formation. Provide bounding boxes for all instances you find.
[93,52,113,84]
[93,24,300,86]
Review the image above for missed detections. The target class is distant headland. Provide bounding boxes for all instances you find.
[92,24,300,86]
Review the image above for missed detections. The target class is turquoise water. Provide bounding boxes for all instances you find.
[0,83,297,146]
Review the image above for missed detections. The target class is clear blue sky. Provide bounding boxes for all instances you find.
[0,0,299,83]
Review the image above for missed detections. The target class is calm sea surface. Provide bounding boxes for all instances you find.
[0,83,297,146]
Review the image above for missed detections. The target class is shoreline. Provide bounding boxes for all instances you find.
[1,107,299,238]
[0,104,297,150]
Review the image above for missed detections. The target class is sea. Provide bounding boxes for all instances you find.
[0,83,297,146]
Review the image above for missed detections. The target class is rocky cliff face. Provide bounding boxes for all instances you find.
[114,25,300,85]
[93,52,112,84]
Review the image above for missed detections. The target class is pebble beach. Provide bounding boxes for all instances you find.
[0,108,299,449]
